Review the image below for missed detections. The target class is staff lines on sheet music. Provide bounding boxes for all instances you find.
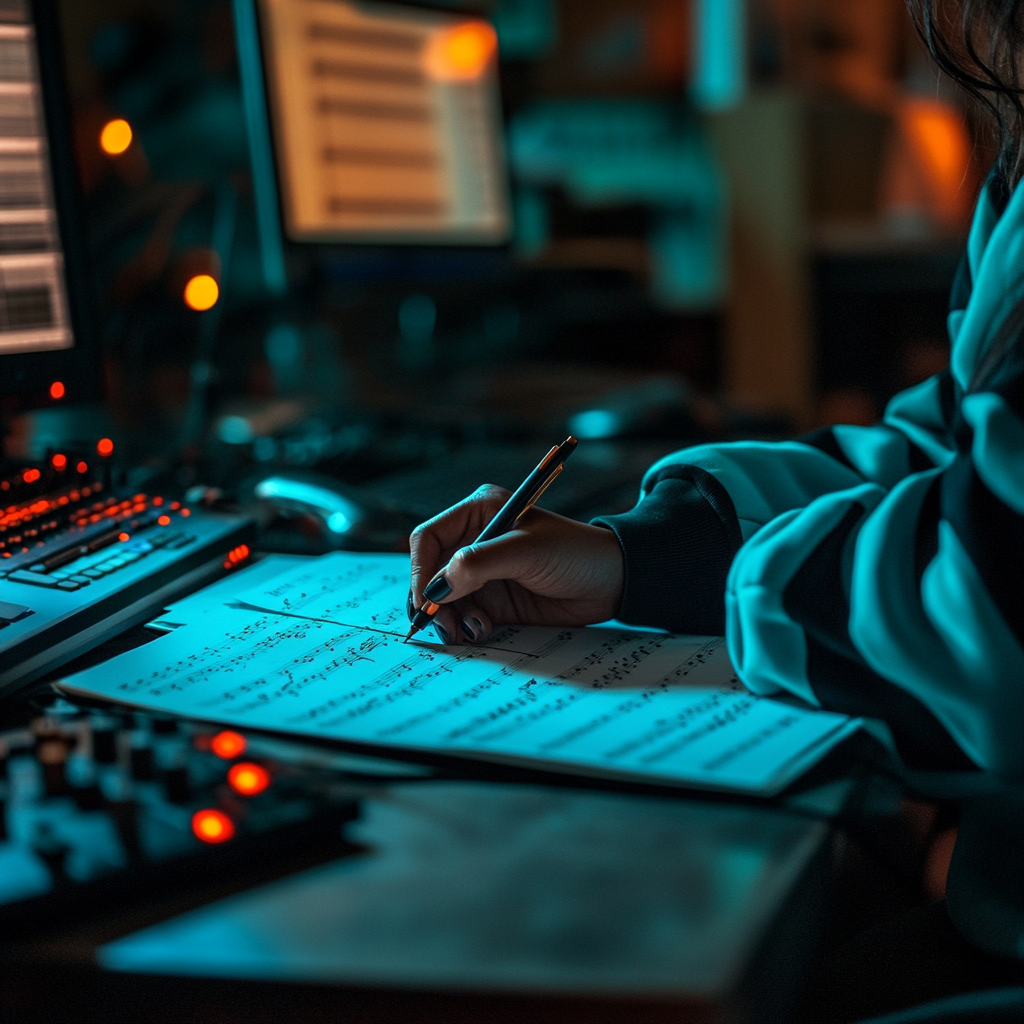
[226,600,546,657]
[199,629,396,715]
[119,617,328,697]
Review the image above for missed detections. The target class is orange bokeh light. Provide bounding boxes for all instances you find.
[52,454,67,470]
[23,468,40,483]
[184,274,219,311]
[76,461,88,474]
[424,21,497,81]
[211,730,247,759]
[49,381,65,399]
[118,531,129,542]
[100,118,133,156]
[227,762,271,796]
[97,438,114,457]
[158,514,171,526]
[191,808,235,844]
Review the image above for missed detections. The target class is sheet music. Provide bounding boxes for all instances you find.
[61,553,857,794]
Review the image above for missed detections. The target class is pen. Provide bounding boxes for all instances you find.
[405,435,579,642]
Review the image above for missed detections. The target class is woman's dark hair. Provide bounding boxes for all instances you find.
[909,0,1024,198]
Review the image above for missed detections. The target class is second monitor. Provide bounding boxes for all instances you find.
[257,0,510,246]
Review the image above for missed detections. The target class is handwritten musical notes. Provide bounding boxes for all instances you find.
[60,553,857,794]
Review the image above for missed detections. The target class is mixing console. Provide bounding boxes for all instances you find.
[0,698,370,935]
[0,459,255,694]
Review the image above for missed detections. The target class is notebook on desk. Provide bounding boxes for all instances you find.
[59,552,860,796]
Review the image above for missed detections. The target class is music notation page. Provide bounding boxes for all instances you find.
[61,553,857,795]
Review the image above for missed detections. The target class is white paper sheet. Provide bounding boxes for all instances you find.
[60,553,858,794]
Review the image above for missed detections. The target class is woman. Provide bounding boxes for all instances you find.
[409,1,1023,1017]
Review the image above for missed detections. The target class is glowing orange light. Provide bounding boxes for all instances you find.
[227,543,250,564]
[76,461,88,474]
[424,21,497,81]
[52,454,67,470]
[183,274,219,311]
[227,762,270,796]
[23,469,40,483]
[97,438,114,457]
[118,531,129,542]
[210,730,246,759]
[153,496,163,506]
[191,808,235,844]
[180,507,191,517]
[100,118,133,156]
[49,381,65,400]
[158,514,171,526]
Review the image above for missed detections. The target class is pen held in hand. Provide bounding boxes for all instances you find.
[404,435,578,642]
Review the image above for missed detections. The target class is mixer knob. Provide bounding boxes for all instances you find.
[91,718,118,764]
[36,737,69,797]
[32,822,70,879]
[67,752,105,811]
[129,732,155,781]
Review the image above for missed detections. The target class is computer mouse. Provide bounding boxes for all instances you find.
[251,471,417,552]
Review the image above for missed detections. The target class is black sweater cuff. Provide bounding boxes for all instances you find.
[592,465,742,635]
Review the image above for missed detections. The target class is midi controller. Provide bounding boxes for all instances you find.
[0,458,255,695]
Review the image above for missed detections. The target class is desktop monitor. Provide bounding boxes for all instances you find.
[0,0,98,415]
[245,0,510,273]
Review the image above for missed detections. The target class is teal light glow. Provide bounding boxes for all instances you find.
[691,0,746,111]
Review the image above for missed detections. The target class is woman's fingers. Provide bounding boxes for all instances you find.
[428,531,546,606]
[459,606,491,643]
[409,485,511,604]
[430,602,463,645]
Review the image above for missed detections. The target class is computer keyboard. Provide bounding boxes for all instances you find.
[357,440,673,523]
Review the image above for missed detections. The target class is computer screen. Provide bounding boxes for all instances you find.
[0,0,96,414]
[257,0,510,246]
[0,14,73,356]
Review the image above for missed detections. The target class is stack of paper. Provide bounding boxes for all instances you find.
[60,553,858,795]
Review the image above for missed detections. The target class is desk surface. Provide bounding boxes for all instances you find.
[88,781,830,1023]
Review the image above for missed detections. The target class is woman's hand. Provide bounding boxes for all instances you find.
[408,484,625,644]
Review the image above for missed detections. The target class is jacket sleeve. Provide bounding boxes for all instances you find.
[594,370,958,637]
[727,346,1024,777]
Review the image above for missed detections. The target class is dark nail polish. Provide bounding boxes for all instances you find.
[435,623,451,644]
[470,616,484,634]
[424,575,452,603]
[406,592,415,621]
[461,619,476,640]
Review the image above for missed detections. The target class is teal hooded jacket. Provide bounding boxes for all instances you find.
[599,177,1024,958]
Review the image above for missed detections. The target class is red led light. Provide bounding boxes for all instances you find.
[76,461,88,474]
[210,730,246,759]
[180,507,191,517]
[118,531,129,542]
[97,438,114,457]
[227,762,270,796]
[158,514,171,526]
[23,469,40,483]
[191,809,235,844]
[52,454,67,470]
[49,381,65,400]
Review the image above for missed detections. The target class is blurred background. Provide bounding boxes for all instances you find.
[7,0,985,548]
